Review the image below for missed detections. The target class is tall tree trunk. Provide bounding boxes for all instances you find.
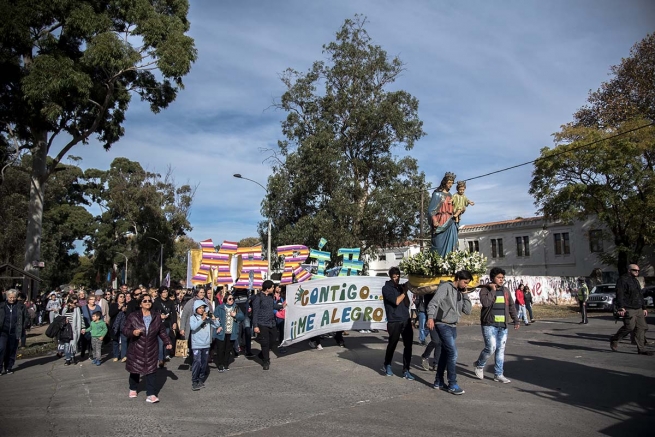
[22,131,48,299]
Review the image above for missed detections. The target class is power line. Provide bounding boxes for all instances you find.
[461,121,654,182]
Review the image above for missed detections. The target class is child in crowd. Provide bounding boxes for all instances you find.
[90,311,107,365]
[189,300,221,390]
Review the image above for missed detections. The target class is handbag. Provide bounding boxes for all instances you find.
[175,339,188,358]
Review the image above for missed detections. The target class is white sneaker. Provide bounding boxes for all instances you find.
[316,344,323,350]
[474,365,484,380]
[494,374,511,384]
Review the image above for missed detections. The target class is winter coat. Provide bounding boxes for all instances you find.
[61,306,82,350]
[189,300,220,349]
[180,296,210,337]
[0,301,29,340]
[213,304,245,341]
[122,310,171,375]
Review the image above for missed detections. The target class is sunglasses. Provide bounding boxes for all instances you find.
[227,298,234,301]
[141,299,152,303]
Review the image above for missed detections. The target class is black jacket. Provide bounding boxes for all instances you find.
[615,274,644,310]
[382,280,410,323]
[252,293,276,329]
[153,297,177,328]
[0,301,29,340]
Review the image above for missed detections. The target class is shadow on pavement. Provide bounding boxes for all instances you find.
[14,353,59,371]
[527,340,625,354]
[504,354,655,436]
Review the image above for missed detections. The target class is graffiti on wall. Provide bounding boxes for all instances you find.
[469,275,578,305]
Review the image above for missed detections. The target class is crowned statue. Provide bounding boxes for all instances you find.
[428,172,458,257]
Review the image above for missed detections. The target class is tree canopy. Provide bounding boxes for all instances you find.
[0,0,197,296]
[263,16,426,263]
[530,34,655,273]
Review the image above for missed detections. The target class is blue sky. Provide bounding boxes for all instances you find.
[69,0,655,247]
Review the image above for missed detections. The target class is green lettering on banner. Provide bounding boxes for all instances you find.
[330,285,340,300]
[351,307,361,321]
[363,307,373,321]
[320,286,329,302]
[298,316,307,333]
[321,310,330,327]
[347,284,357,299]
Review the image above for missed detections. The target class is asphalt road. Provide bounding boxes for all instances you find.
[1,313,654,437]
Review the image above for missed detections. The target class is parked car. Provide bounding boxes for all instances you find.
[586,283,616,311]
[641,285,655,307]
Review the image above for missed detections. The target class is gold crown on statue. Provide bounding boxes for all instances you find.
[444,172,456,181]
[456,180,466,188]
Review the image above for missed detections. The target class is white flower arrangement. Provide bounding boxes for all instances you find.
[399,250,487,276]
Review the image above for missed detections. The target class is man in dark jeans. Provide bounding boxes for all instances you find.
[610,264,653,355]
[381,267,415,380]
[252,280,278,370]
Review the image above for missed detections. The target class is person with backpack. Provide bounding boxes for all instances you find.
[473,267,520,384]
[109,292,128,362]
[60,297,82,365]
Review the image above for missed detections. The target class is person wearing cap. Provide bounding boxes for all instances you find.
[95,289,110,326]
[46,291,61,325]
[123,294,172,403]
[576,277,589,324]
[189,300,220,390]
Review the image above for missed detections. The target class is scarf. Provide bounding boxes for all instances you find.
[224,304,235,334]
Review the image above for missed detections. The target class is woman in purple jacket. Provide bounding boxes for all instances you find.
[122,296,171,403]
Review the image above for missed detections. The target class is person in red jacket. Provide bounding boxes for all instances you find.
[515,285,529,326]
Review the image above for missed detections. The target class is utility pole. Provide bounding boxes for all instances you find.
[420,189,424,250]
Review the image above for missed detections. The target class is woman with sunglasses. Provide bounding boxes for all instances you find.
[122,295,172,403]
[214,293,245,372]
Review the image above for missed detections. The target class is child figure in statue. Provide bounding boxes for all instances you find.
[452,181,475,224]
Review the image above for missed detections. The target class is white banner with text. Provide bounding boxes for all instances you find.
[281,276,389,346]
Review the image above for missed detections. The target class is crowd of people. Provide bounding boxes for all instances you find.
[0,281,289,402]
[1,262,650,403]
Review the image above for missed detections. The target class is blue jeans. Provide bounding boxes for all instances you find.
[435,324,458,386]
[475,325,508,376]
[158,327,171,361]
[418,312,428,343]
[517,305,529,324]
[191,347,209,384]
[113,333,128,359]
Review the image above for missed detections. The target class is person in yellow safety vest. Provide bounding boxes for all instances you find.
[577,277,589,324]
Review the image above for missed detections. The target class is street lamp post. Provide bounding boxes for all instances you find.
[147,236,163,287]
[233,173,272,277]
[116,252,128,286]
